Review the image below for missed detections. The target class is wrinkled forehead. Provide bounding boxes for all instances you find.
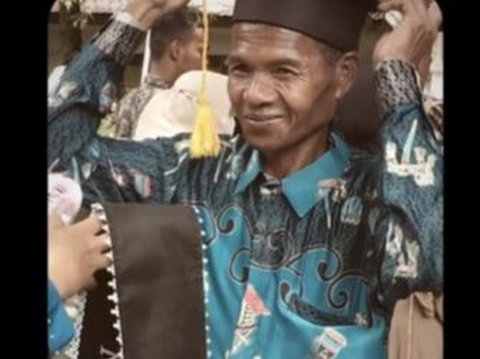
[229,22,320,57]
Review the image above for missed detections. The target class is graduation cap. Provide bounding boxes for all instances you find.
[232,0,376,52]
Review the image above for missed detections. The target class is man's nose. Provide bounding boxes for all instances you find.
[243,73,277,106]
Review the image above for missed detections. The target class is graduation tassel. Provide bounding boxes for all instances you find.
[189,0,221,158]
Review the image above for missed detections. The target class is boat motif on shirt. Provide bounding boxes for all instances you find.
[227,284,271,357]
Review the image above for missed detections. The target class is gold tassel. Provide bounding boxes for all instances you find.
[189,0,220,158]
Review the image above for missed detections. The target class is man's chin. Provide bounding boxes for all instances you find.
[243,134,282,153]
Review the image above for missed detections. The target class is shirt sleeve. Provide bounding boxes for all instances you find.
[48,280,75,355]
[48,16,144,164]
[113,86,156,138]
[47,16,189,205]
[371,59,443,305]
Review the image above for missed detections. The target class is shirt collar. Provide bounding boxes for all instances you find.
[235,133,351,217]
[144,75,171,89]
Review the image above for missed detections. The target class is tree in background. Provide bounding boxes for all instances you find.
[57,0,92,63]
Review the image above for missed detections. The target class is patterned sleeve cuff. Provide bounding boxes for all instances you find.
[93,18,144,66]
[115,11,147,31]
[374,59,423,119]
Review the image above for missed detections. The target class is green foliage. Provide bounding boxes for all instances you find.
[60,0,81,12]
[72,12,93,28]
[59,0,92,28]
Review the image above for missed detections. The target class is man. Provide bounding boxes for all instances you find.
[113,6,203,138]
[48,0,443,357]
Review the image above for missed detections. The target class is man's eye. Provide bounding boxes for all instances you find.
[229,64,250,76]
[274,67,296,77]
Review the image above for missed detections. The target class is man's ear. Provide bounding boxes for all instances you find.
[334,52,359,100]
[168,39,183,62]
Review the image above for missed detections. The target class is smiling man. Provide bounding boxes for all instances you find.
[48,0,443,357]
[226,23,351,178]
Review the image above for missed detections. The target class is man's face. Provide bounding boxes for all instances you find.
[179,26,204,73]
[227,23,341,155]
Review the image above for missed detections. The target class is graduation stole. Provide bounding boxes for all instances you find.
[76,203,206,359]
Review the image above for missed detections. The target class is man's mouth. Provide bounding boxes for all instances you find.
[244,114,284,125]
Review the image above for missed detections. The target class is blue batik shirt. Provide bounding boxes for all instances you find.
[48,17,443,359]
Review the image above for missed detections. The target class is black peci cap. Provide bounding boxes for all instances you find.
[232,0,376,51]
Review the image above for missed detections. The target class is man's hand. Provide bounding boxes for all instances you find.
[373,0,442,68]
[48,213,112,300]
[125,0,191,29]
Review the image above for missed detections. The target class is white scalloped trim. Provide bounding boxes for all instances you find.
[91,203,125,359]
[193,205,213,359]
